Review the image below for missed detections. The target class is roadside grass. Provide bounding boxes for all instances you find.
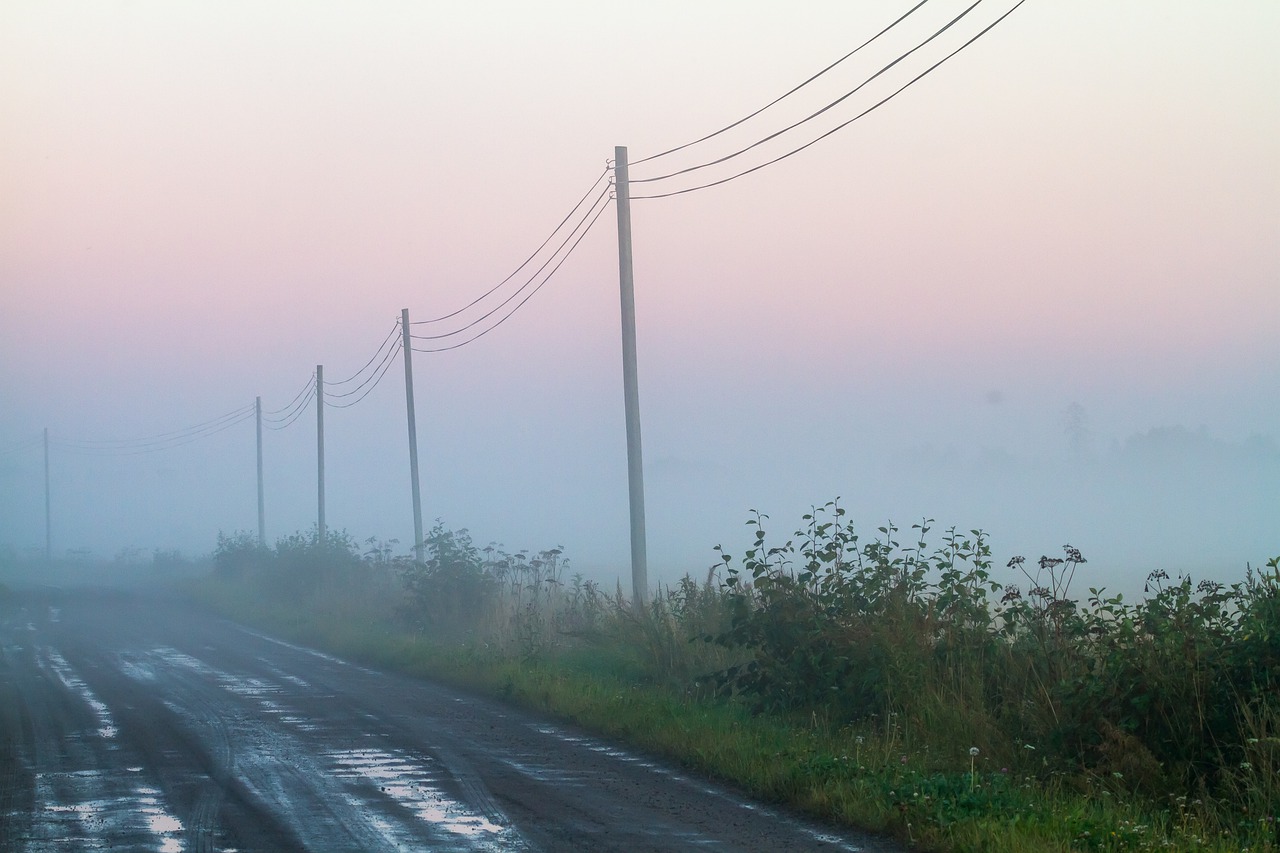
[185,519,1280,853]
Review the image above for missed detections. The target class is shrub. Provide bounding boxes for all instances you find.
[399,524,494,639]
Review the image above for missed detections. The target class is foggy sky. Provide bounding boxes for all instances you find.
[2,1,1277,600]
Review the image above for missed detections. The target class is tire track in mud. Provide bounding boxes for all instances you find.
[100,642,514,852]
[118,650,235,853]
[164,630,536,848]
[1,610,188,852]
[0,635,39,849]
[69,643,304,852]
[144,644,529,852]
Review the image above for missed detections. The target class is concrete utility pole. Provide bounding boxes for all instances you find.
[401,309,424,563]
[316,365,326,544]
[256,396,266,547]
[43,427,51,562]
[613,145,648,607]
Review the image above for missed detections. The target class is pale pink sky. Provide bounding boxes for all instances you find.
[2,1,1277,590]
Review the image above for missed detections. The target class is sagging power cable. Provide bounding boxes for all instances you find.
[632,0,1029,200]
[411,167,611,328]
[630,0,934,168]
[411,190,613,354]
[53,404,257,455]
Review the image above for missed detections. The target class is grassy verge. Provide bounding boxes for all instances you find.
[184,522,1280,852]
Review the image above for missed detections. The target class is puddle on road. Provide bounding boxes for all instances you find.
[151,647,217,676]
[137,785,185,852]
[41,649,118,739]
[241,629,347,665]
[215,677,321,732]
[28,771,188,853]
[119,655,158,683]
[42,795,107,838]
[240,628,384,677]
[145,647,321,732]
[498,756,588,785]
[328,747,512,841]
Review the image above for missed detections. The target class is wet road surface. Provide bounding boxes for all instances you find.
[0,592,901,852]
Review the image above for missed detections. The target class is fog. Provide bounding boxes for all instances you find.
[3,364,1275,602]
[2,1,1277,601]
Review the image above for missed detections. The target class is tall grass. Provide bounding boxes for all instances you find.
[190,511,1280,852]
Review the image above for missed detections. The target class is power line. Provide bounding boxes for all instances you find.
[264,373,317,417]
[325,321,401,387]
[633,0,1029,201]
[324,324,402,399]
[410,187,612,349]
[325,335,403,409]
[632,0,983,187]
[630,0,934,168]
[53,406,257,455]
[325,337,403,409]
[411,182,613,344]
[54,404,256,450]
[263,384,315,430]
[412,190,613,354]
[411,166,611,327]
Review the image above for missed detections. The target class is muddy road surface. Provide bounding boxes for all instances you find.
[0,591,900,852]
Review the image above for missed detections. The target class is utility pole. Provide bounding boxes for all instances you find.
[255,396,266,547]
[316,365,326,544]
[401,309,425,563]
[614,145,648,608]
[43,427,51,562]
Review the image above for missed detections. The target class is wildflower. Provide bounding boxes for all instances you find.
[969,747,980,757]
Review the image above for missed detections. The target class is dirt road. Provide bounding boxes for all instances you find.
[0,591,900,852]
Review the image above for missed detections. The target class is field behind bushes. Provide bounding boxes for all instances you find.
[188,507,1280,852]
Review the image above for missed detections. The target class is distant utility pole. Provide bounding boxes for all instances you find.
[316,365,326,544]
[614,145,648,607]
[43,427,51,562]
[255,396,266,547]
[401,309,425,563]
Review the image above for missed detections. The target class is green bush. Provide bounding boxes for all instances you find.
[708,501,1280,811]
[710,504,998,724]
[399,524,493,638]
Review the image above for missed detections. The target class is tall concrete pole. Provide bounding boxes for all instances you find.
[401,309,424,563]
[43,427,51,562]
[255,396,266,547]
[614,146,648,607]
[316,365,326,544]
